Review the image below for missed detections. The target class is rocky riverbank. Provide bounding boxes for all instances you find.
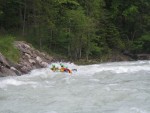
[0,41,53,77]
[0,41,150,77]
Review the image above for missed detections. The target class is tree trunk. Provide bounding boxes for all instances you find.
[22,0,27,36]
[131,30,137,41]
[79,48,82,59]
[68,45,71,58]
[86,34,90,61]
[79,35,82,59]
[39,38,42,50]
[49,29,53,49]
[86,51,89,61]
[19,3,23,32]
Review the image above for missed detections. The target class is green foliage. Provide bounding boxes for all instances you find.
[140,34,150,53]
[58,0,79,6]
[132,33,150,53]
[131,40,143,53]
[0,11,3,15]
[90,42,103,56]
[0,0,149,61]
[0,36,20,62]
[122,5,139,23]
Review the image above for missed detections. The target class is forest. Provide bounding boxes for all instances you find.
[0,0,150,61]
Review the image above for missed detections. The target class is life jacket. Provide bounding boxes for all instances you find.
[65,68,72,73]
[60,67,65,72]
[60,67,72,73]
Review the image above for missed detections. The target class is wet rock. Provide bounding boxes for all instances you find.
[0,66,17,77]
[20,66,32,74]
[40,62,48,67]
[10,67,22,76]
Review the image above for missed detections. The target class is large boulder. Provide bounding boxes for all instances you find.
[0,66,17,77]
[40,62,49,67]
[10,67,22,75]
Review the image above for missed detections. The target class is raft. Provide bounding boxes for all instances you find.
[51,68,77,74]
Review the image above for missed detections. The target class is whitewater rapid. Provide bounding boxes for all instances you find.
[0,61,150,113]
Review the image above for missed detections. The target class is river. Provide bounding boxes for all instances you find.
[0,61,150,113]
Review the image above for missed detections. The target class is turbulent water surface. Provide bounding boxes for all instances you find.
[0,61,150,113]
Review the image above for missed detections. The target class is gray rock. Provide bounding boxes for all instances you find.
[24,43,31,49]
[0,41,54,77]
[25,53,31,58]
[28,59,36,64]
[36,56,42,63]
[40,62,48,67]
[20,66,32,74]
[137,54,150,60]
[0,52,10,67]
[16,42,32,54]
[0,67,17,77]
[10,67,22,76]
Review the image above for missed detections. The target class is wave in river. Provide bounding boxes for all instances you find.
[0,60,150,113]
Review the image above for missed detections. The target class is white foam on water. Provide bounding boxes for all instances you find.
[0,61,150,113]
[58,60,149,77]
[130,107,147,113]
[0,78,37,88]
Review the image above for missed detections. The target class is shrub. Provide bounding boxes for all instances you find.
[132,33,150,53]
[0,36,20,63]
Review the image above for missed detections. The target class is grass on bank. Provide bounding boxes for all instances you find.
[0,35,20,63]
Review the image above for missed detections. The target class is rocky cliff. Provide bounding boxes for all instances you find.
[0,41,53,77]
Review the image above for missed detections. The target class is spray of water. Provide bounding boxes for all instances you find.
[0,61,150,113]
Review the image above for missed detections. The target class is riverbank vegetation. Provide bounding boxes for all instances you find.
[0,0,149,62]
[0,35,20,63]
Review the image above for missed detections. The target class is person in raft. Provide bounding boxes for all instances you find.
[60,64,72,74]
[51,65,59,72]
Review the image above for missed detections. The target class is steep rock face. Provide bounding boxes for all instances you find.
[0,52,18,77]
[0,41,53,77]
